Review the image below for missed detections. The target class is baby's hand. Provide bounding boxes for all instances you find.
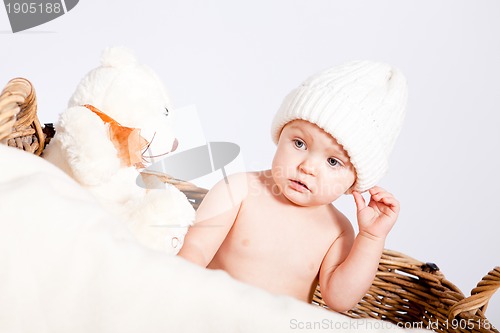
[352,186,400,241]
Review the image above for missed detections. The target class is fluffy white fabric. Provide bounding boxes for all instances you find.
[0,145,429,333]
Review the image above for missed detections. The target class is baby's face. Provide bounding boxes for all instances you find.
[272,120,356,207]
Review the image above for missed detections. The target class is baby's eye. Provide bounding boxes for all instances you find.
[293,139,306,150]
[327,157,341,167]
[164,107,169,116]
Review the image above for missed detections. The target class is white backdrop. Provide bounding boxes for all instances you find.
[2,0,499,325]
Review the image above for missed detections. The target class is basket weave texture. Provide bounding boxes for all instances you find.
[0,78,45,155]
[314,252,499,332]
[1,77,498,333]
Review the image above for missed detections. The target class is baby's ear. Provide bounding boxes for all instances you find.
[345,180,357,195]
[344,164,358,194]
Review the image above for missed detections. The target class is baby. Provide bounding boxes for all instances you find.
[178,61,408,312]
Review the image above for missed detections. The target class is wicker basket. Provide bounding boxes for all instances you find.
[315,252,499,332]
[1,78,498,333]
[0,78,45,155]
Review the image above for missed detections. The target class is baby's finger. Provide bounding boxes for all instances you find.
[368,186,388,197]
[380,196,400,213]
[369,185,386,192]
[370,189,394,202]
[352,191,366,212]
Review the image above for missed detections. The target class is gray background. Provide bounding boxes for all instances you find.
[1,0,499,325]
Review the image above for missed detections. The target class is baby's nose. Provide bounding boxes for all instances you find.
[298,159,316,175]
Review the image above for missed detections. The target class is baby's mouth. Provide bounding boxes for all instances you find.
[290,179,310,191]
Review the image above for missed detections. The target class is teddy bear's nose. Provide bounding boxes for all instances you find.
[171,138,179,152]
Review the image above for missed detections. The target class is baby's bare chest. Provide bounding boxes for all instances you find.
[218,193,339,278]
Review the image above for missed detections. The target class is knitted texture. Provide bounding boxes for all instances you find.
[271,61,408,192]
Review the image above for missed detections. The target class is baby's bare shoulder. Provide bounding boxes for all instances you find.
[226,171,263,183]
[219,171,267,202]
[324,204,354,237]
[225,171,264,192]
[242,170,274,193]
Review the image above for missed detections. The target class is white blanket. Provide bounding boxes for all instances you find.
[0,145,428,333]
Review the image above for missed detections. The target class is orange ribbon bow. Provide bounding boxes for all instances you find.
[83,104,149,168]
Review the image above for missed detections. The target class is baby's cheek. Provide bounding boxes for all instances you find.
[324,183,341,197]
[271,161,289,180]
[323,177,352,197]
[346,166,357,184]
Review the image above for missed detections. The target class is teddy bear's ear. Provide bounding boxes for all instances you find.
[101,46,138,68]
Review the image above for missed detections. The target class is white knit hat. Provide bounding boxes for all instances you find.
[271,60,408,193]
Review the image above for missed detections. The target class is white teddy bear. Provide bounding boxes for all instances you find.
[43,47,195,254]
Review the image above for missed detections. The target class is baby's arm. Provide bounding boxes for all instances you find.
[177,173,249,266]
[319,186,400,312]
